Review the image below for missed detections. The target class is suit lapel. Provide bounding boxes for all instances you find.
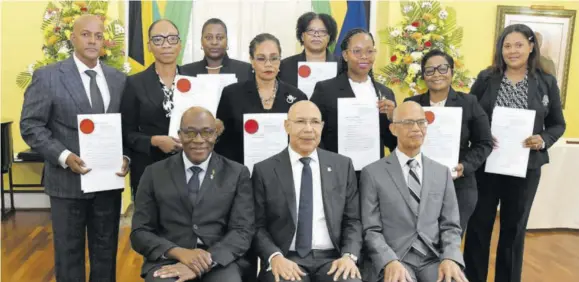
[384,154,416,215]
[102,65,121,113]
[169,154,193,215]
[274,150,298,225]
[60,57,92,113]
[527,74,541,110]
[337,73,356,98]
[318,150,335,233]
[219,54,233,74]
[418,156,435,217]
[195,154,221,206]
[444,88,460,107]
[143,64,166,109]
[486,73,502,113]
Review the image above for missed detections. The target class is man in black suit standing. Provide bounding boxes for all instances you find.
[131,107,254,282]
[252,101,362,282]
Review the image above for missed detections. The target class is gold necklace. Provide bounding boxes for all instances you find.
[258,80,278,104]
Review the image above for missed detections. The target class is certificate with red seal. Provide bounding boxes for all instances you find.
[297,62,337,99]
[243,113,288,174]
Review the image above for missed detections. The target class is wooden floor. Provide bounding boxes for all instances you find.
[2,211,579,282]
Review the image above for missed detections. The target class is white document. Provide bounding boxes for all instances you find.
[297,62,337,99]
[422,107,463,177]
[485,106,536,178]
[77,114,124,193]
[168,75,221,138]
[243,113,288,174]
[196,73,237,98]
[338,98,380,170]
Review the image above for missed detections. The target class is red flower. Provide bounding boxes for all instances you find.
[425,41,432,48]
[54,26,61,32]
[80,7,88,12]
[390,55,397,62]
[412,21,420,27]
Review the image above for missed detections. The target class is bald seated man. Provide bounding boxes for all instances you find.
[20,14,127,282]
[252,101,363,282]
[360,101,466,282]
[131,107,255,282]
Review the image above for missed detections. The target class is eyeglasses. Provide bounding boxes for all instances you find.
[289,119,324,128]
[150,35,180,46]
[179,128,216,141]
[254,56,281,64]
[347,48,377,58]
[305,29,328,37]
[392,119,428,129]
[424,64,451,76]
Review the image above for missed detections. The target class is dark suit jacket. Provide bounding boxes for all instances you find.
[120,63,175,190]
[405,88,493,190]
[214,79,308,164]
[20,57,126,199]
[130,152,254,277]
[470,68,566,169]
[310,73,397,161]
[181,54,252,82]
[278,50,340,88]
[252,148,362,266]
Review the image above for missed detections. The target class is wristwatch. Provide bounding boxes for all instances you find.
[342,253,358,263]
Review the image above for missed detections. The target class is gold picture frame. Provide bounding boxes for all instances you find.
[496,5,576,108]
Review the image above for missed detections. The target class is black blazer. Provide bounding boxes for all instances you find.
[252,148,362,264]
[181,54,252,82]
[131,153,254,277]
[405,88,493,190]
[310,73,397,161]
[470,68,566,169]
[215,79,308,164]
[120,64,175,189]
[278,50,341,88]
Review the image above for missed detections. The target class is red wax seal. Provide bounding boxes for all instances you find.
[176,78,191,93]
[244,119,259,134]
[298,65,311,78]
[80,119,95,134]
[425,111,435,124]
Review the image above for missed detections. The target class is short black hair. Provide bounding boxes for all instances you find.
[420,49,454,78]
[491,23,541,75]
[202,18,228,36]
[249,33,281,58]
[148,19,179,38]
[295,12,338,46]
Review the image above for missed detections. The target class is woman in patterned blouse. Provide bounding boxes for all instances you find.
[463,24,566,282]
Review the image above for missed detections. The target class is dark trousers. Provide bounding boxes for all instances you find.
[454,175,478,234]
[464,168,541,282]
[50,190,122,282]
[145,261,244,282]
[259,250,362,282]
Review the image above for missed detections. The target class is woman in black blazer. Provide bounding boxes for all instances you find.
[181,18,252,81]
[279,12,340,88]
[310,28,397,165]
[404,50,493,233]
[215,33,307,164]
[120,20,184,198]
[463,24,566,282]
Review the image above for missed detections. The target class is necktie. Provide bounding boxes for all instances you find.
[188,166,203,205]
[295,157,313,258]
[407,158,430,256]
[84,70,105,113]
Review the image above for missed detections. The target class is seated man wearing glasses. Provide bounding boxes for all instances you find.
[131,106,254,282]
[252,101,363,282]
[360,101,467,282]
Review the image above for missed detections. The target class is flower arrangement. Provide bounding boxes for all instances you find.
[16,1,130,89]
[377,1,474,96]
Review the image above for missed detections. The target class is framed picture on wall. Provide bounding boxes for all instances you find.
[496,5,576,108]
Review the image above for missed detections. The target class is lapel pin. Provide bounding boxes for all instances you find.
[327,167,332,172]
[210,169,215,180]
[286,94,296,104]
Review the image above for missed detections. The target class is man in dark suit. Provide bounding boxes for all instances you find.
[360,101,466,282]
[20,15,128,282]
[252,101,362,282]
[131,107,254,282]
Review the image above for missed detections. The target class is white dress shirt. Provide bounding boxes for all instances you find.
[395,149,423,185]
[349,76,378,102]
[430,99,447,107]
[183,152,212,245]
[58,54,113,168]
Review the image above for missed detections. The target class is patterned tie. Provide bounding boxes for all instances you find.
[188,166,203,205]
[84,70,105,113]
[407,158,430,256]
[295,157,313,258]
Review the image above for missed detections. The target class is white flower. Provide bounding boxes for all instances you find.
[123,62,131,73]
[468,78,476,88]
[409,63,421,74]
[439,10,449,20]
[43,12,52,20]
[410,52,423,61]
[58,45,70,54]
[427,24,437,32]
[390,29,402,37]
[114,24,124,34]
[27,64,35,75]
[405,25,417,32]
[409,82,417,88]
[403,5,413,14]
[422,1,433,9]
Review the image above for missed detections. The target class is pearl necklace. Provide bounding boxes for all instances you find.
[205,65,223,70]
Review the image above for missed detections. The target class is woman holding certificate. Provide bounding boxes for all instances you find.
[310,28,397,174]
[463,24,566,282]
[120,19,184,198]
[181,18,252,81]
[215,33,307,164]
[278,12,340,88]
[404,49,493,233]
